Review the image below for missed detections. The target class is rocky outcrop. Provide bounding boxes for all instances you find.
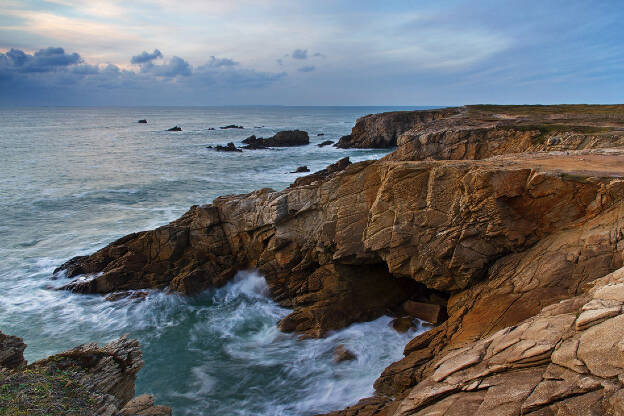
[214,142,243,152]
[53,104,624,414]
[242,130,310,148]
[349,267,624,416]
[335,107,461,148]
[0,334,170,416]
[337,104,624,152]
[55,149,624,338]
[0,331,26,369]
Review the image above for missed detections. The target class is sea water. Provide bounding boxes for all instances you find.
[0,106,431,415]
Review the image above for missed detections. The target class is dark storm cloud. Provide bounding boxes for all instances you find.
[0,47,81,73]
[292,49,308,59]
[130,49,163,64]
[0,47,287,105]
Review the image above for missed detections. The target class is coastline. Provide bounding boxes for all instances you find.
[4,104,624,415]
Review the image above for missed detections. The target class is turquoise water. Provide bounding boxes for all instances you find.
[0,106,429,415]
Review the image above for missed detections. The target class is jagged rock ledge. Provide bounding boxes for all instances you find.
[0,331,170,415]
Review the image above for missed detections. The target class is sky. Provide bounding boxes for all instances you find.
[0,0,623,106]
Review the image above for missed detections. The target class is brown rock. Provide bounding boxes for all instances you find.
[403,301,443,324]
[334,344,356,362]
[0,331,26,369]
[391,317,415,333]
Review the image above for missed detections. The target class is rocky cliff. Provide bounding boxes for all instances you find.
[54,104,624,414]
[0,332,171,415]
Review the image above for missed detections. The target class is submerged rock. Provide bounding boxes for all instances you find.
[220,124,243,129]
[291,166,310,173]
[317,133,325,136]
[167,126,181,132]
[214,142,243,152]
[334,344,356,362]
[137,119,147,124]
[104,291,149,302]
[317,140,334,147]
[390,317,415,333]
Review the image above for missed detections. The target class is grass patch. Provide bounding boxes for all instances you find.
[467,104,624,117]
[0,365,99,416]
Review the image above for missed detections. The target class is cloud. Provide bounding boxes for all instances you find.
[297,65,315,72]
[1,47,82,73]
[207,55,238,67]
[140,56,192,77]
[0,46,287,105]
[313,52,325,58]
[292,49,308,59]
[131,49,163,64]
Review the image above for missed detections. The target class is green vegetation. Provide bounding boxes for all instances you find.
[0,364,99,416]
[467,104,624,117]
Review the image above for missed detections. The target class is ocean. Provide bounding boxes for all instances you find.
[0,106,431,415]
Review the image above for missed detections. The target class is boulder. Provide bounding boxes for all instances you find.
[137,119,147,124]
[334,344,356,362]
[166,126,181,131]
[391,317,415,333]
[318,140,334,147]
[220,124,243,129]
[402,300,443,324]
[0,331,26,369]
[291,166,310,173]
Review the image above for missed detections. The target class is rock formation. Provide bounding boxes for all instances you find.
[214,142,243,152]
[53,104,624,414]
[242,130,309,148]
[0,331,26,369]
[0,333,170,415]
[335,107,460,148]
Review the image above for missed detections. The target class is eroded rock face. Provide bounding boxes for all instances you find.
[335,108,461,148]
[55,150,624,338]
[338,104,624,153]
[387,267,624,416]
